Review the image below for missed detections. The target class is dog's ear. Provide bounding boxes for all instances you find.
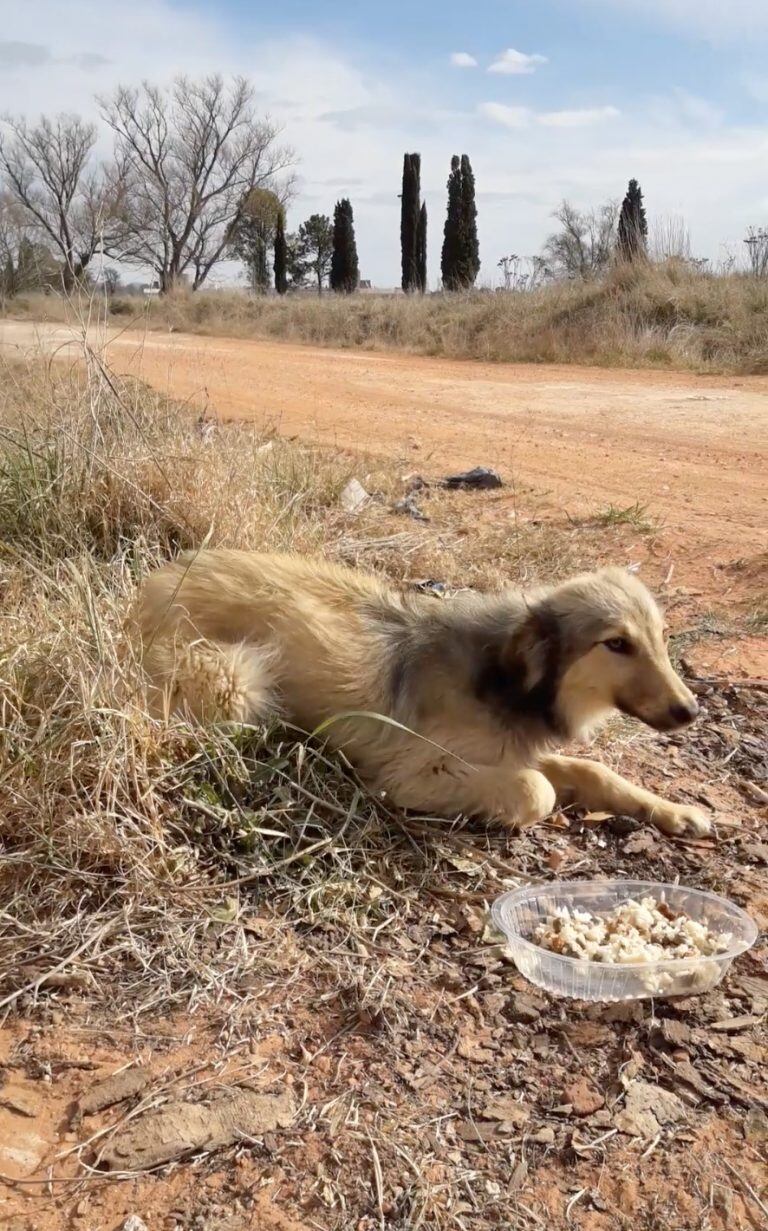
[475,601,562,727]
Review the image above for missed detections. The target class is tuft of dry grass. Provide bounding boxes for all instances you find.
[9,259,768,373]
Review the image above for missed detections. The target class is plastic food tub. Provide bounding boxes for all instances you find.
[491,880,758,1002]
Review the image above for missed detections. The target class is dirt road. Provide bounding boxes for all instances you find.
[2,319,766,579]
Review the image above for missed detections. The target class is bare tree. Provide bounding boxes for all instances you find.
[542,200,617,281]
[0,114,126,290]
[100,75,293,292]
[744,227,768,278]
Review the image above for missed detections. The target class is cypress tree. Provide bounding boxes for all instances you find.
[441,155,462,290]
[416,201,428,292]
[274,208,288,294]
[441,154,479,290]
[330,198,359,293]
[401,153,421,292]
[459,154,479,286]
[617,178,648,262]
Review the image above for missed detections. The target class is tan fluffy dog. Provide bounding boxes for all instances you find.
[133,551,711,838]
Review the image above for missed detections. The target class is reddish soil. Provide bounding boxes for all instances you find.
[1,321,767,607]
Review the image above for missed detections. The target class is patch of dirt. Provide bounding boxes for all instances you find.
[2,320,767,607]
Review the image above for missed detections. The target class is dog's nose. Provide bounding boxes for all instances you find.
[669,700,699,726]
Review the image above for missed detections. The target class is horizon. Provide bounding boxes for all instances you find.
[2,0,768,288]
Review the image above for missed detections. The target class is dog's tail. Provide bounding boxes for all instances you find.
[141,636,279,725]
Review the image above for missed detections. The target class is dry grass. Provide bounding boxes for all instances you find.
[9,259,768,373]
[0,344,620,1021]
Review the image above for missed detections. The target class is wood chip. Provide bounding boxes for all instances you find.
[709,1014,763,1033]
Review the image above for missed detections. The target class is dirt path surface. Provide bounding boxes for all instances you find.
[2,318,766,581]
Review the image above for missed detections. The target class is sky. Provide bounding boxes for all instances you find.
[2,0,768,288]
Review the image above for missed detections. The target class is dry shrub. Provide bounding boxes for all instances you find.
[9,260,768,372]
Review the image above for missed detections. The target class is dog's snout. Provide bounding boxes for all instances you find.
[669,700,699,727]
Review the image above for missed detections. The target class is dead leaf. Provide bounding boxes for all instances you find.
[614,1081,686,1138]
[581,811,614,827]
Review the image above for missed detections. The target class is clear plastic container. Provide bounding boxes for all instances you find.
[491,879,758,1002]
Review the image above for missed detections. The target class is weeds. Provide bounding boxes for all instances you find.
[9,259,768,372]
[589,501,657,531]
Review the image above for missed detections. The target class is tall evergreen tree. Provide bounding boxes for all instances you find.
[401,153,422,292]
[274,207,288,294]
[330,198,359,293]
[441,155,479,289]
[416,201,428,292]
[617,178,648,262]
[441,156,462,290]
[459,154,479,285]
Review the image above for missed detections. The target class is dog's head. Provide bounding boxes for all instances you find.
[534,567,699,738]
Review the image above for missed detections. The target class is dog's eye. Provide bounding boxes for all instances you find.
[604,637,632,655]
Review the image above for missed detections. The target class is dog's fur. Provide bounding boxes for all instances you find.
[132,550,711,838]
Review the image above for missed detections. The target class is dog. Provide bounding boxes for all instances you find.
[132,550,711,839]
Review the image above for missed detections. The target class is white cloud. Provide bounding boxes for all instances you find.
[481,103,619,130]
[671,89,723,125]
[478,102,532,129]
[584,0,768,41]
[450,51,478,68]
[487,48,547,75]
[538,106,621,128]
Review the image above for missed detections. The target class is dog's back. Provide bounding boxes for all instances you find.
[133,549,414,729]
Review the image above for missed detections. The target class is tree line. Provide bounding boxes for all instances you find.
[0,68,733,300]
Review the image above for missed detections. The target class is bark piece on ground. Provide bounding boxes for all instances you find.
[79,1067,151,1117]
[99,1087,295,1171]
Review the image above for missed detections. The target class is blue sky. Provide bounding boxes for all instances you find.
[3,0,768,285]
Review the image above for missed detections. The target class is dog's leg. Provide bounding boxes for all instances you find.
[538,754,711,837]
[428,766,557,830]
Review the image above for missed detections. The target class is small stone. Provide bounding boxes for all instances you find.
[614,1080,686,1138]
[530,1126,555,1144]
[121,1217,149,1231]
[507,994,541,1024]
[563,1078,605,1117]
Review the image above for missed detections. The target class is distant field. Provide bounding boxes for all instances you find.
[7,260,768,373]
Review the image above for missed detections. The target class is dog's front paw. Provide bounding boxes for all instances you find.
[651,802,712,838]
